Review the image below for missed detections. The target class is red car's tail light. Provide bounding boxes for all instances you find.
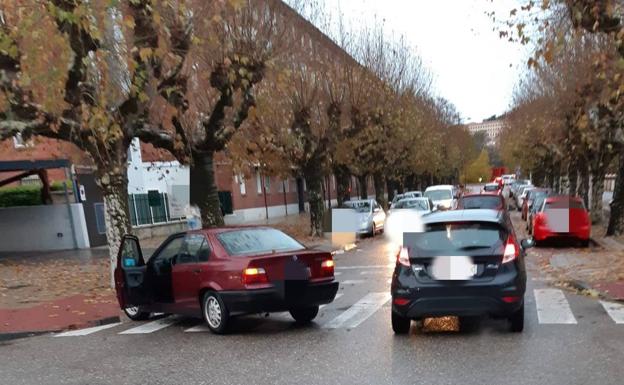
[397,246,410,267]
[320,259,335,277]
[242,267,268,285]
[502,236,518,264]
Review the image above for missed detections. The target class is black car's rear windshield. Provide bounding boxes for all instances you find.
[405,222,506,255]
[217,228,305,256]
[460,196,502,209]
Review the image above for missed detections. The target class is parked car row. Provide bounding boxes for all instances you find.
[513,183,591,247]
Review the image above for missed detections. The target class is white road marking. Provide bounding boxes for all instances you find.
[54,322,122,337]
[323,292,391,329]
[359,271,389,275]
[339,280,365,285]
[320,293,343,309]
[335,265,393,270]
[534,289,577,324]
[600,300,624,324]
[119,316,179,334]
[334,272,343,276]
[184,324,210,333]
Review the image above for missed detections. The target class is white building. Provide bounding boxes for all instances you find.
[466,119,507,145]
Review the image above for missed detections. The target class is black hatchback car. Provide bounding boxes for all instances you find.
[390,209,531,333]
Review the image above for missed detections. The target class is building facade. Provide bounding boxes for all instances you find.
[466,119,507,145]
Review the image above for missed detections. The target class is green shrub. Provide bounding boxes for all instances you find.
[0,186,42,207]
[50,180,72,191]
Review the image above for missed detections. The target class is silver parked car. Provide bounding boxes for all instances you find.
[341,199,386,236]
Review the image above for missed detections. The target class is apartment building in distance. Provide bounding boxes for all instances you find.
[466,118,507,145]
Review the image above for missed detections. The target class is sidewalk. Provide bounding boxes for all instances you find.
[546,235,624,301]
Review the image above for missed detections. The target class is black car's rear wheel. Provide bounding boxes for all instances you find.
[392,312,411,334]
[508,303,524,332]
[123,306,150,321]
[202,292,230,334]
[289,306,319,324]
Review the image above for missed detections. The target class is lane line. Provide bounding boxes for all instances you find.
[119,316,179,334]
[600,300,624,324]
[534,289,577,324]
[359,271,389,275]
[334,272,343,276]
[339,280,365,285]
[54,322,122,337]
[323,292,391,329]
[320,293,343,309]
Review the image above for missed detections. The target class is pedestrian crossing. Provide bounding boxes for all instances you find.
[53,288,624,338]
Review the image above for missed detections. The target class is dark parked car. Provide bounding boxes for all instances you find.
[390,209,529,334]
[114,227,339,334]
[457,193,505,211]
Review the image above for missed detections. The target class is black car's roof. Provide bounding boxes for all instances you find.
[421,209,505,225]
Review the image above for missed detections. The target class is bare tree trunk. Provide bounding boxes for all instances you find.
[334,165,350,206]
[373,172,386,209]
[568,162,578,195]
[304,171,324,237]
[190,149,224,227]
[590,172,606,224]
[607,153,624,236]
[358,175,368,199]
[579,165,590,209]
[98,168,131,288]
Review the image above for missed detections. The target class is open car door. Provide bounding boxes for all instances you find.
[114,235,150,309]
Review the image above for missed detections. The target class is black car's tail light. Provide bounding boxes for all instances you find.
[242,267,269,285]
[502,236,518,264]
[397,246,410,267]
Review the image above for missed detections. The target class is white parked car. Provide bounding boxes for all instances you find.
[388,197,435,216]
[424,185,457,210]
[390,191,422,208]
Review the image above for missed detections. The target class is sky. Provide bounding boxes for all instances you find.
[320,0,529,123]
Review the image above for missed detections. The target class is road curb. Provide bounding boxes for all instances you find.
[563,279,624,303]
[0,315,121,342]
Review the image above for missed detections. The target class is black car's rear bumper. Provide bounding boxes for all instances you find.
[391,269,525,319]
[220,280,339,315]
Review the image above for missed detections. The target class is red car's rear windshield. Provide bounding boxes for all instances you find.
[459,196,502,210]
[484,184,499,191]
[217,228,305,256]
[545,199,585,210]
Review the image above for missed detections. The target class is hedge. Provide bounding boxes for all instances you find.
[0,186,43,207]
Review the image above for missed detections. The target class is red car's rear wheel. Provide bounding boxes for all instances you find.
[202,292,230,334]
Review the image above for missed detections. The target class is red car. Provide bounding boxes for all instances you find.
[114,227,339,334]
[532,196,590,247]
[457,193,505,210]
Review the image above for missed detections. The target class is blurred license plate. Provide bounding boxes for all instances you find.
[431,256,476,280]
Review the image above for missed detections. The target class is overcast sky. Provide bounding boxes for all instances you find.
[320,0,528,123]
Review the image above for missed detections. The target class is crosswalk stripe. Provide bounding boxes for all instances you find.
[600,300,624,324]
[534,289,577,324]
[184,323,209,333]
[339,280,364,285]
[323,292,391,329]
[320,293,343,309]
[119,316,179,334]
[54,322,122,337]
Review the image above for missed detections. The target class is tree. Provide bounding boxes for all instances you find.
[0,0,193,284]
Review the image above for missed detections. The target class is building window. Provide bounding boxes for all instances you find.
[264,176,270,193]
[278,179,289,193]
[94,203,106,234]
[13,133,31,149]
[235,174,246,195]
[256,171,262,194]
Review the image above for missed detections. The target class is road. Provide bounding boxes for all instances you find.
[1,207,623,384]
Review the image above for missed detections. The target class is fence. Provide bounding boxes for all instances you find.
[129,192,183,227]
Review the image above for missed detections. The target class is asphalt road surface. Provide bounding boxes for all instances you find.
[1,204,623,384]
